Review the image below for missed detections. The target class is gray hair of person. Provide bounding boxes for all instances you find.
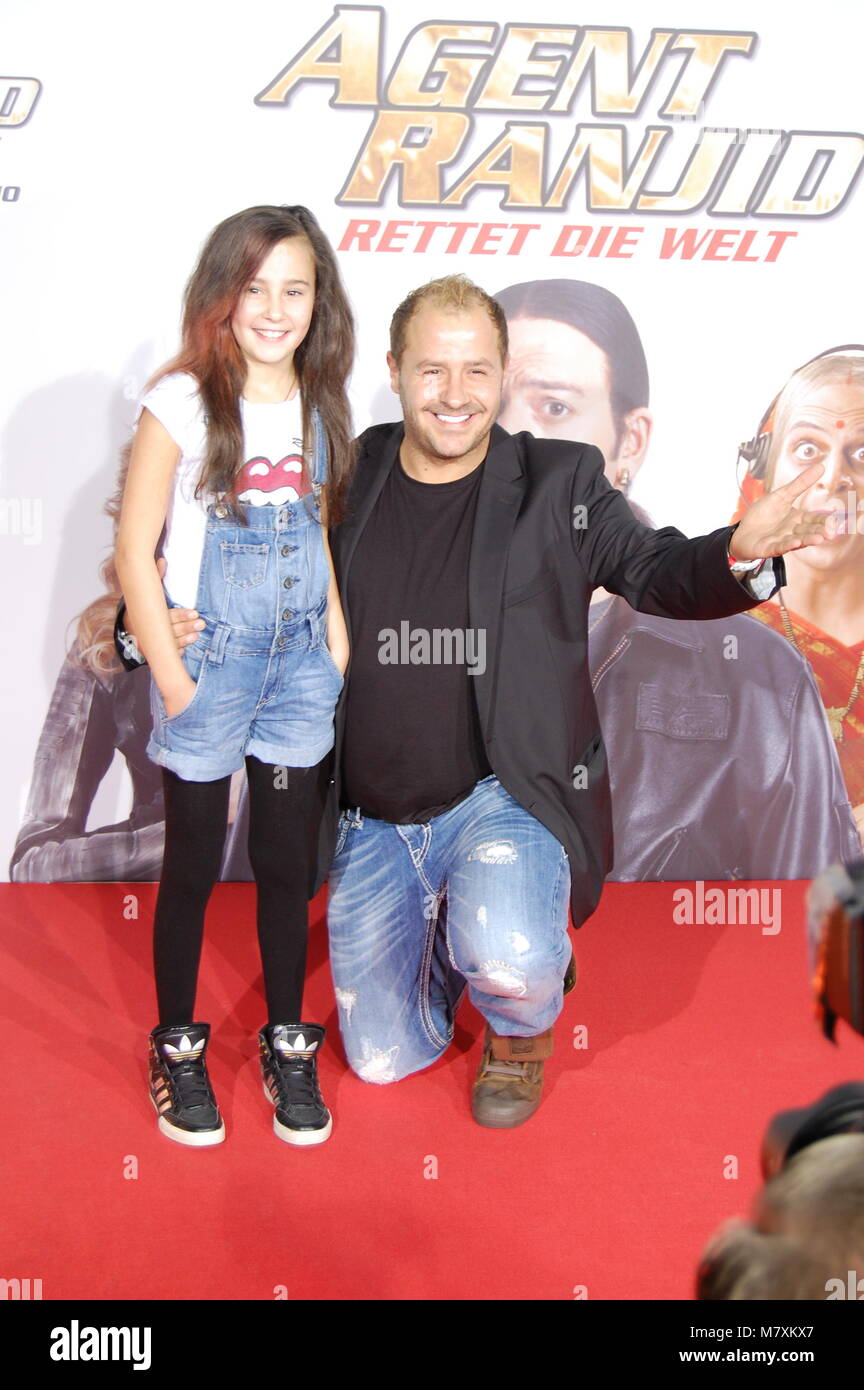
[696,1134,864,1300]
[766,354,864,487]
[494,279,650,433]
[695,1221,834,1300]
[756,1133,864,1246]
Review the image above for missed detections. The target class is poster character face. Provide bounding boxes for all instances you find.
[498,314,651,483]
[388,302,504,468]
[500,318,620,456]
[230,237,316,375]
[769,379,864,573]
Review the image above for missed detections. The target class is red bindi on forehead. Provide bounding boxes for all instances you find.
[835,420,845,428]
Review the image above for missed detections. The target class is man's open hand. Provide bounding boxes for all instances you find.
[125,557,204,654]
[731,462,837,560]
[167,607,205,650]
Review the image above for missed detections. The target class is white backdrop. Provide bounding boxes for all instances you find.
[2,0,862,873]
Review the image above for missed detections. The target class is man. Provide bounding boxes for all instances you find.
[130,274,831,1129]
[496,279,860,880]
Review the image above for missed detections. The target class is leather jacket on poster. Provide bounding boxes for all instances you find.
[589,596,861,881]
[10,652,256,883]
[10,654,165,881]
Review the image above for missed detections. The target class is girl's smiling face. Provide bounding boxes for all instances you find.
[231,237,316,378]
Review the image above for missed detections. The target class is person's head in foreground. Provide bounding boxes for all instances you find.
[696,1131,864,1300]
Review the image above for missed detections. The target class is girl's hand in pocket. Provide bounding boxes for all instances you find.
[328,636,350,678]
[163,673,197,719]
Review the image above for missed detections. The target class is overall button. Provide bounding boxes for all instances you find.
[214,504,228,519]
[282,609,294,621]
[283,576,296,589]
[280,544,297,557]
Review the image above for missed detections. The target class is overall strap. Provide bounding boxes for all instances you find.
[310,405,328,492]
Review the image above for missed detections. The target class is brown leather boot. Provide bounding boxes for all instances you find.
[471,1025,554,1129]
[563,950,578,996]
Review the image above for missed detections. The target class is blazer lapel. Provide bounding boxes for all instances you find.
[329,425,402,783]
[334,425,403,608]
[469,426,525,737]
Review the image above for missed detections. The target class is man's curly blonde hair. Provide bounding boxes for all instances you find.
[389,274,508,365]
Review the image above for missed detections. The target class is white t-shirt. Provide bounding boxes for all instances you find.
[136,372,312,608]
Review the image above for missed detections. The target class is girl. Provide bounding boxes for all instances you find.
[116,205,354,1147]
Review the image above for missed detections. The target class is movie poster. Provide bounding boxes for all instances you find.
[3,0,862,881]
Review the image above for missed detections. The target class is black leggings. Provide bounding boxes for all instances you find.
[153,755,324,1026]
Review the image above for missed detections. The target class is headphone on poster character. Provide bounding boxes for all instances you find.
[731,344,864,523]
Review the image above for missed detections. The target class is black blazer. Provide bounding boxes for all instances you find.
[315,422,780,927]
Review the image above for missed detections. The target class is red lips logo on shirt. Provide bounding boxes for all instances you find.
[236,454,312,502]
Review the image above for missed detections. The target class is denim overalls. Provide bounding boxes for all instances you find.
[147,409,343,782]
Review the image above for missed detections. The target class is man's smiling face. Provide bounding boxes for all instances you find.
[388,301,505,478]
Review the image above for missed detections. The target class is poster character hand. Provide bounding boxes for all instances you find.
[162,671,198,720]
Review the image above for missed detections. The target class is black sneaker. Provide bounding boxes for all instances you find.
[259,1023,332,1146]
[148,1022,225,1147]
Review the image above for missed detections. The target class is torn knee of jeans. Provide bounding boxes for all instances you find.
[352,1040,401,1085]
[334,986,357,1024]
[475,959,528,997]
[467,840,517,865]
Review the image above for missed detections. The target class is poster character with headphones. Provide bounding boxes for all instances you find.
[497,281,859,879]
[735,348,864,845]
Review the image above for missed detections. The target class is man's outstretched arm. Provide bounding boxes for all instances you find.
[571,448,830,619]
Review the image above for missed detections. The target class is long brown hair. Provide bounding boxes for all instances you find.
[154,205,355,523]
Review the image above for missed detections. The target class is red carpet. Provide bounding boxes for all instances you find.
[0,880,859,1301]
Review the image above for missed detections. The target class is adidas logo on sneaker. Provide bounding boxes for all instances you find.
[259,1023,332,1146]
[148,1022,225,1148]
[163,1034,205,1061]
[274,1031,319,1057]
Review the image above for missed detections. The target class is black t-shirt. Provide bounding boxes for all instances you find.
[341,456,492,821]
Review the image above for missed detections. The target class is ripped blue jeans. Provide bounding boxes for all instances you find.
[326,774,571,1084]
